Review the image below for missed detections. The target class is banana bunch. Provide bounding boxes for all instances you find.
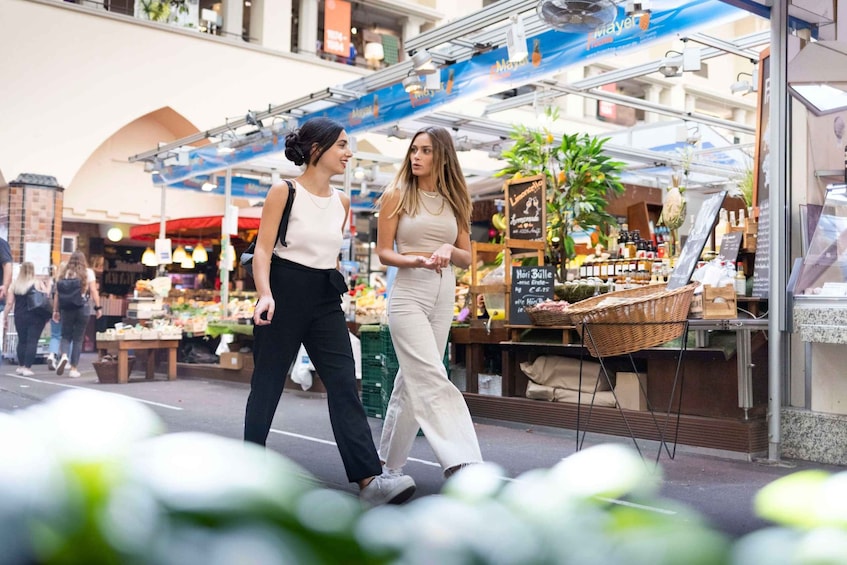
[659,184,687,231]
[491,212,507,232]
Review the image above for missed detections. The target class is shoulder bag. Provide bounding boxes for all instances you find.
[241,179,296,278]
[26,285,53,317]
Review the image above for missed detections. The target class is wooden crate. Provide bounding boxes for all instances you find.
[702,285,737,319]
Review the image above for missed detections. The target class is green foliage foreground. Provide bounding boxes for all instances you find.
[2,390,846,564]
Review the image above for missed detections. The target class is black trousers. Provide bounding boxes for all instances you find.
[14,302,47,367]
[244,259,382,483]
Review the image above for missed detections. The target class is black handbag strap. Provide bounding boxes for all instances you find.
[276,179,296,247]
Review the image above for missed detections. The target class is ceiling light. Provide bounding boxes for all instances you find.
[181,255,195,269]
[245,111,263,128]
[201,181,217,191]
[658,50,682,78]
[402,74,423,94]
[172,245,187,263]
[192,244,208,263]
[411,50,437,75]
[488,144,503,159]
[389,124,409,139]
[354,166,366,180]
[141,247,158,267]
[730,72,755,95]
[506,14,528,63]
[106,227,123,242]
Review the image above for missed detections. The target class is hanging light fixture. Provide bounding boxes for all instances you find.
[192,243,208,263]
[141,247,158,267]
[364,42,384,64]
[411,49,437,74]
[181,255,195,269]
[172,244,187,263]
[402,73,423,94]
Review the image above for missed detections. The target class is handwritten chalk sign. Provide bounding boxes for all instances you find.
[667,191,727,290]
[752,199,770,298]
[505,174,546,241]
[510,265,555,326]
[718,231,743,264]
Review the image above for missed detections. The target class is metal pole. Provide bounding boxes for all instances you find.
[158,182,167,276]
[768,0,789,462]
[220,168,232,317]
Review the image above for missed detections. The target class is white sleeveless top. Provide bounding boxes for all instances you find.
[273,181,345,269]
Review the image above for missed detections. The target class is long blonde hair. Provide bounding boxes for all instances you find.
[11,262,35,295]
[379,126,472,227]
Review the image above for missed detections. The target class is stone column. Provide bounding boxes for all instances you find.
[298,0,319,55]
[1,174,63,271]
[221,0,244,41]
[250,0,292,52]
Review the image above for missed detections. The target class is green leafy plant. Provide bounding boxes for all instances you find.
[496,108,626,280]
[139,0,188,22]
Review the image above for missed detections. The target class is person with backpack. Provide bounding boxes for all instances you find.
[7,262,52,376]
[52,251,102,378]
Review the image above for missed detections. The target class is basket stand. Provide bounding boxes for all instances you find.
[575,319,691,464]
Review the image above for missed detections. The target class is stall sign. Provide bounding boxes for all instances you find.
[505,174,546,241]
[510,266,555,326]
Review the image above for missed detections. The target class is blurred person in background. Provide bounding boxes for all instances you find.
[8,262,51,376]
[53,251,102,378]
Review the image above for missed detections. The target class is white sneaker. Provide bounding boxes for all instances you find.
[19,368,34,376]
[68,369,81,378]
[15,367,23,375]
[360,472,416,506]
[47,354,57,371]
[55,355,68,376]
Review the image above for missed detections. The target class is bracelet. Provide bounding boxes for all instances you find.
[94,306,102,311]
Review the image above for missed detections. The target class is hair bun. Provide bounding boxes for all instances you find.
[284,131,306,166]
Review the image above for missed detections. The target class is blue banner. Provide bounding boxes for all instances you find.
[155,0,747,185]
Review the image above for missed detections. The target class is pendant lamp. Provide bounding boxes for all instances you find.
[172,244,187,263]
[141,247,157,267]
[192,243,208,263]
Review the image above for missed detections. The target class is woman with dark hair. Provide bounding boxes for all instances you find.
[376,126,483,479]
[244,117,416,506]
[53,250,102,378]
[8,262,51,376]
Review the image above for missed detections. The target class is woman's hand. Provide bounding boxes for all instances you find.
[427,244,454,274]
[253,294,275,326]
[52,311,60,323]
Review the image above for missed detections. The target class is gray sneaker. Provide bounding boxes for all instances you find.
[360,472,416,506]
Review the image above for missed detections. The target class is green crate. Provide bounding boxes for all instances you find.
[364,405,384,419]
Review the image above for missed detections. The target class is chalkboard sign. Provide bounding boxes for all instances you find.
[667,191,728,290]
[510,265,556,326]
[505,174,546,241]
[718,231,743,264]
[752,199,770,298]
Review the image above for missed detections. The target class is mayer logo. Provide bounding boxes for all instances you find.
[586,11,651,50]
[348,103,376,126]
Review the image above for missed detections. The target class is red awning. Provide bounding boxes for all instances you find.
[129,208,263,242]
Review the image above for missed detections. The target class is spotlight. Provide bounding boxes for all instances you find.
[201,181,217,192]
[245,111,264,128]
[411,50,437,75]
[658,50,682,78]
[353,166,366,180]
[730,71,757,95]
[402,74,423,94]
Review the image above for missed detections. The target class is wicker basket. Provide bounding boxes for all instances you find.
[567,283,698,358]
[526,305,572,327]
[93,356,136,384]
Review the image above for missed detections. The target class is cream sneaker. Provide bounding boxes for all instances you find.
[359,472,416,506]
[46,354,57,371]
[68,369,81,378]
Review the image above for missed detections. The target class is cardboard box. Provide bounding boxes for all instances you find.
[702,284,737,319]
[616,372,647,411]
[220,352,244,371]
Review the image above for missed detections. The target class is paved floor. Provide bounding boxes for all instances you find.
[1,352,844,541]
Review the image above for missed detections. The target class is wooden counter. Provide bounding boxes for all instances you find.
[96,339,181,383]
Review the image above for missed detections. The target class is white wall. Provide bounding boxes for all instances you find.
[0,0,367,223]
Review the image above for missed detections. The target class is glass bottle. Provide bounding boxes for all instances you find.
[735,262,747,296]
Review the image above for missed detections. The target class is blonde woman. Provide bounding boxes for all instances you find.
[376,126,483,479]
[52,251,102,378]
[8,262,51,376]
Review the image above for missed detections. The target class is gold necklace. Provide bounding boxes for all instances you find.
[421,190,439,199]
[420,193,445,216]
[303,187,333,210]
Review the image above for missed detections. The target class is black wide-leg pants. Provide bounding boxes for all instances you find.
[244,258,382,483]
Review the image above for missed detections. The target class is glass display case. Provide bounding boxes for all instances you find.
[793,184,847,344]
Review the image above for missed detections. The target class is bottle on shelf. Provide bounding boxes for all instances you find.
[735,262,747,296]
[714,209,730,254]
